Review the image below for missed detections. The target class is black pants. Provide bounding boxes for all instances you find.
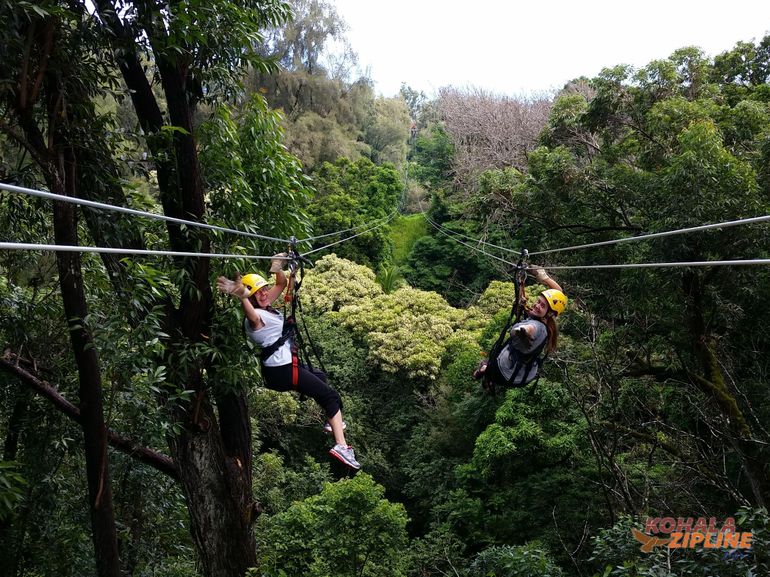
[485,354,506,387]
[260,363,342,418]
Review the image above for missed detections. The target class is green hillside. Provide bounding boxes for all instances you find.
[390,213,428,265]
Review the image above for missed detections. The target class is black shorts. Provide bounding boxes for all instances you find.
[260,363,342,418]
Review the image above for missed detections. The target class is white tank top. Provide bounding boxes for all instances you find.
[243,309,292,367]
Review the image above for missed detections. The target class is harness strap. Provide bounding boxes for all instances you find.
[503,328,548,387]
[259,317,295,362]
[484,253,528,393]
[259,245,325,392]
[290,343,299,389]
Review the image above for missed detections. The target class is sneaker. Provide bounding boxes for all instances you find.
[329,444,361,470]
[323,420,347,434]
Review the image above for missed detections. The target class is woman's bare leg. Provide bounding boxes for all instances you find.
[328,410,347,446]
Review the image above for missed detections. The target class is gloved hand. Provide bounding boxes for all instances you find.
[269,252,288,274]
[216,275,250,299]
[529,265,550,283]
[514,325,532,346]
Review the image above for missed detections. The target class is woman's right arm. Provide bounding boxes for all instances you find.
[510,320,535,343]
[241,298,264,330]
[216,275,265,330]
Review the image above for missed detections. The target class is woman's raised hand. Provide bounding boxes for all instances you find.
[269,253,288,274]
[529,266,550,283]
[217,275,249,299]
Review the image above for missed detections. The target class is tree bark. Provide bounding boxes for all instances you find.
[683,271,769,506]
[94,5,259,573]
[49,147,121,577]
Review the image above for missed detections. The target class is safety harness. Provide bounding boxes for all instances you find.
[501,319,549,388]
[483,250,548,393]
[258,240,325,389]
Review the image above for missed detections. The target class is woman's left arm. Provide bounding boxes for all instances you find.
[531,266,563,292]
[265,270,287,303]
[264,253,288,303]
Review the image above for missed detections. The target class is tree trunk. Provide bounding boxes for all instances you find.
[96,5,260,572]
[683,271,769,506]
[50,150,122,577]
[155,57,258,572]
[171,400,257,576]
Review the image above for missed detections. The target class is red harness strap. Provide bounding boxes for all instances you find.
[291,343,299,389]
[284,275,299,389]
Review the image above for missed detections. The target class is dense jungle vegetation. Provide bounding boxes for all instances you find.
[1,1,769,576]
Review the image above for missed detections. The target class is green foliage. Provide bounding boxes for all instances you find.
[402,233,498,308]
[255,473,409,577]
[469,543,564,577]
[301,253,383,313]
[306,157,402,266]
[390,213,428,265]
[252,3,414,171]
[281,109,371,168]
[403,525,466,577]
[376,263,405,293]
[363,97,411,165]
[201,94,314,256]
[399,84,427,122]
[332,285,464,380]
[409,123,455,188]
[252,452,332,515]
[0,462,26,520]
[153,0,291,102]
[261,0,347,74]
[400,191,520,307]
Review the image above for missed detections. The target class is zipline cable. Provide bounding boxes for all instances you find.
[296,210,399,243]
[538,259,770,269]
[0,182,292,244]
[0,242,279,260]
[424,211,770,258]
[425,216,517,267]
[529,214,770,256]
[425,214,770,270]
[0,181,404,251]
[428,217,519,255]
[303,211,398,256]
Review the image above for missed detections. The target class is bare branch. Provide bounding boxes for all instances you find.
[0,352,179,480]
[437,86,552,187]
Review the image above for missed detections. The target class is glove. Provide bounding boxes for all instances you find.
[269,252,288,274]
[514,326,532,346]
[529,266,550,283]
[216,275,249,299]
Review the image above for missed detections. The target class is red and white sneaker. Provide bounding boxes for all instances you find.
[329,444,361,470]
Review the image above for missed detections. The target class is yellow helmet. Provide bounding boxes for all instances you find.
[241,273,269,297]
[541,289,568,316]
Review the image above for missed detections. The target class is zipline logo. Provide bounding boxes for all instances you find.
[632,517,753,553]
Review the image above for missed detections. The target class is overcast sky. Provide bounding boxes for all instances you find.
[330,0,770,98]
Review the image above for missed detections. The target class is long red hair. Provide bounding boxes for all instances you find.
[542,314,558,354]
[524,303,559,354]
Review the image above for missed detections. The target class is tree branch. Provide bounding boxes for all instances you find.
[0,353,179,480]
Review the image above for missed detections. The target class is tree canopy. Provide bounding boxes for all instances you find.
[1,4,769,576]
